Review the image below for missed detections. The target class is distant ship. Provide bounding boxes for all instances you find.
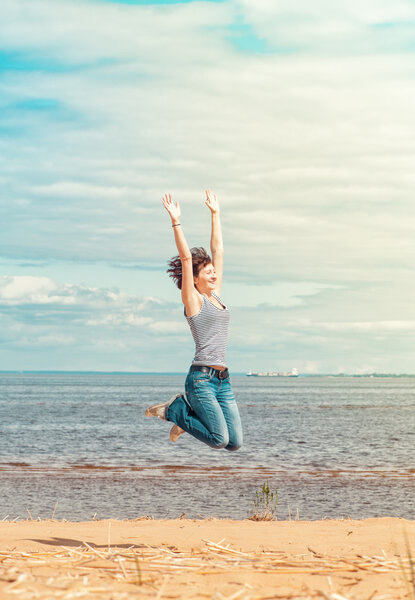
[246,368,299,377]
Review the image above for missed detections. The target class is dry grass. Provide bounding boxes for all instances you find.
[0,536,414,599]
[397,530,415,600]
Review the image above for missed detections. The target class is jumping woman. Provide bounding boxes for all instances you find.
[145,190,243,451]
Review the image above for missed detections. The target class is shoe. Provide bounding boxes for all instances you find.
[170,424,185,442]
[145,393,182,421]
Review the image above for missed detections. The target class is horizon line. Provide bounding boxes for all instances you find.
[1,370,415,377]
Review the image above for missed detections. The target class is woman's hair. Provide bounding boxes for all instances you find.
[167,247,212,290]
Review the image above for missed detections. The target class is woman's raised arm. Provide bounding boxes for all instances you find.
[162,193,200,315]
[205,189,223,295]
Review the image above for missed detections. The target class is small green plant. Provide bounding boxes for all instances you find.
[249,481,278,521]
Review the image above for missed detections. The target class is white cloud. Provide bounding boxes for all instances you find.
[85,314,152,327]
[149,321,186,333]
[18,334,76,347]
[0,275,177,330]
[1,0,415,371]
[289,319,415,333]
[236,0,415,53]
[0,276,76,305]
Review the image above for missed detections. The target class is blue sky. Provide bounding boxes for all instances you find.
[1,0,415,373]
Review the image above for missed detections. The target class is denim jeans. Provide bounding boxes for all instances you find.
[166,368,243,451]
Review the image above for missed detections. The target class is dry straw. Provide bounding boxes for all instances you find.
[397,529,415,600]
[0,536,413,599]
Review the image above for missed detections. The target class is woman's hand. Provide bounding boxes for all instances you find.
[205,189,220,214]
[162,193,181,224]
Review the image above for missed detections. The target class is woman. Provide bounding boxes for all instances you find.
[145,190,243,451]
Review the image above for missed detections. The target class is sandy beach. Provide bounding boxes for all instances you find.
[0,517,414,599]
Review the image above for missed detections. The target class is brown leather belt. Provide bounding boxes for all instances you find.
[190,365,229,380]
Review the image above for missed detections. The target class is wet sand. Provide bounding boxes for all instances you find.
[0,517,414,599]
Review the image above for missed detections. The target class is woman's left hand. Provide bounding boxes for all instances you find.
[205,189,220,214]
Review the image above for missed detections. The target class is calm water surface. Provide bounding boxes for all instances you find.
[0,374,414,520]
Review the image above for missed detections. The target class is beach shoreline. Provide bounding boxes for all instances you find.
[1,517,413,598]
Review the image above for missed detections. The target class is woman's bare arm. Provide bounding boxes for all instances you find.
[205,189,223,295]
[162,193,201,315]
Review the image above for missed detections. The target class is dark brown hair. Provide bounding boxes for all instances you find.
[167,247,212,290]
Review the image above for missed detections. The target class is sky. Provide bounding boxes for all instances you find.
[1,0,415,373]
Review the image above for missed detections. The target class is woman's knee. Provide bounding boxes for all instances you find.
[210,431,229,449]
[225,433,243,451]
[225,441,242,452]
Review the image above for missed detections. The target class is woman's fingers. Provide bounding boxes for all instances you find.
[205,189,216,202]
[162,193,174,209]
[162,193,181,221]
[205,189,218,212]
[205,190,212,208]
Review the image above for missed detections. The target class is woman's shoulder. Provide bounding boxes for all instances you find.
[212,291,228,310]
[212,291,225,303]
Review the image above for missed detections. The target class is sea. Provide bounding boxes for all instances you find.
[0,373,414,521]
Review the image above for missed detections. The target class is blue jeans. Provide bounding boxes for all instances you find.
[166,368,243,451]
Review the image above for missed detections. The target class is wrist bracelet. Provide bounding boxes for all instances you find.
[172,223,181,227]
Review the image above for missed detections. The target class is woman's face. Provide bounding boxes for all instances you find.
[194,263,216,292]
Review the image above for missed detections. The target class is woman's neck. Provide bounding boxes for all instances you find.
[196,287,214,298]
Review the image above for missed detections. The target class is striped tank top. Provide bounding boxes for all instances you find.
[186,292,230,368]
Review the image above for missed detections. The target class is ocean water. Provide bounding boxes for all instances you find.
[0,373,414,521]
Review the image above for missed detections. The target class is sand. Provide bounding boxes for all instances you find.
[0,517,414,599]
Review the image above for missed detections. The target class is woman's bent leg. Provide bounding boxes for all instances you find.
[166,371,229,449]
[216,378,243,451]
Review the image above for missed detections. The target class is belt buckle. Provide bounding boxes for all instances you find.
[219,369,227,380]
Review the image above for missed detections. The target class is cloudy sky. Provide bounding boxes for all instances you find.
[1,0,414,373]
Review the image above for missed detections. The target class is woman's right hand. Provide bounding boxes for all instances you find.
[162,193,181,224]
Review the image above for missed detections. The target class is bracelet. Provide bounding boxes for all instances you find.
[172,223,181,227]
